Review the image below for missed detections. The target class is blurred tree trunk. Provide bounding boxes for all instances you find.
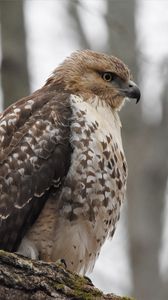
[0,0,30,109]
[160,77,168,300]
[106,1,166,300]
[67,0,90,49]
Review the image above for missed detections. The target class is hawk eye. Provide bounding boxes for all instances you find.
[102,72,116,82]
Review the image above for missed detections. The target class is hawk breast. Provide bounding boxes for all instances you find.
[54,95,127,272]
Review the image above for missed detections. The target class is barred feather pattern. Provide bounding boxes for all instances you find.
[0,91,72,250]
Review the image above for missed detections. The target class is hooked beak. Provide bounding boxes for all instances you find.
[121,80,141,103]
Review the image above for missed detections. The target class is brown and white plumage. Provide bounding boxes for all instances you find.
[0,50,140,274]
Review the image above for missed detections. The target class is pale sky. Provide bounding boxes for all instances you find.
[137,0,168,124]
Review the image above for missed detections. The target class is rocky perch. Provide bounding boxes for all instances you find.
[0,250,135,300]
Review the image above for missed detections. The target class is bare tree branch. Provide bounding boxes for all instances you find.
[0,250,134,300]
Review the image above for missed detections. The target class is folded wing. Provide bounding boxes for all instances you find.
[0,89,72,251]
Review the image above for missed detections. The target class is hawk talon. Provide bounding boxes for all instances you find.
[84,276,94,286]
[55,258,67,269]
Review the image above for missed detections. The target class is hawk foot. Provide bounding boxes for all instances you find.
[55,258,67,269]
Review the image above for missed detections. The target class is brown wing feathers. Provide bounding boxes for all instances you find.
[0,90,72,251]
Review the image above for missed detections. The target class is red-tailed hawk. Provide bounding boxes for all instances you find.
[0,50,140,274]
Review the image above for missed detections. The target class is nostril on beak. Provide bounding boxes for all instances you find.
[129,81,136,88]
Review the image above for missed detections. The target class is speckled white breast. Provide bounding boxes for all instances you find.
[53,95,127,274]
[22,94,127,275]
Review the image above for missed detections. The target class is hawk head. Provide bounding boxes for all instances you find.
[47,49,140,110]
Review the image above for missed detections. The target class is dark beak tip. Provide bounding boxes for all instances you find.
[136,93,141,104]
[132,86,141,104]
[121,81,141,103]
